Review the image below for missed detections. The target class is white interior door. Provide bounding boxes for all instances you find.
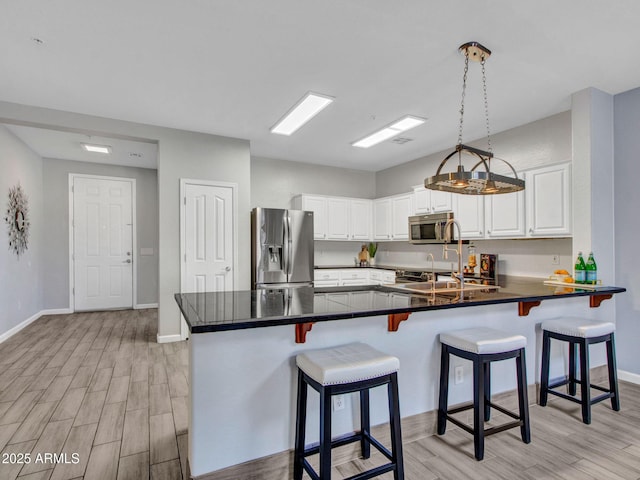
[182,182,235,295]
[73,176,134,311]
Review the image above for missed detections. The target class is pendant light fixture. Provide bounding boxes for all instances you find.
[425,42,524,195]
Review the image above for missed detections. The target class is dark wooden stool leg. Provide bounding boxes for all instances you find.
[438,345,450,435]
[360,388,371,459]
[319,386,333,479]
[579,339,591,424]
[516,348,531,443]
[388,372,405,480]
[483,361,491,421]
[473,357,485,461]
[540,331,551,406]
[294,370,307,480]
[568,341,577,396]
[606,334,621,411]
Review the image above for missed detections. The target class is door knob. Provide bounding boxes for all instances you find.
[124,259,132,264]
[126,252,131,256]
[225,266,231,272]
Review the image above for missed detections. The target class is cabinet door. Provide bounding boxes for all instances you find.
[526,163,571,237]
[431,190,453,212]
[349,199,372,240]
[485,189,525,238]
[454,194,485,239]
[391,194,413,240]
[413,186,431,214]
[373,198,392,240]
[326,197,349,240]
[302,196,328,240]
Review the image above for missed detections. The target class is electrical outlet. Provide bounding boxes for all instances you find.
[333,395,345,411]
[454,366,464,385]
[552,254,560,265]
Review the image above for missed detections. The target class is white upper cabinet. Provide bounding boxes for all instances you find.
[326,197,349,240]
[485,188,526,238]
[374,193,413,240]
[453,194,485,239]
[373,198,392,240]
[412,186,453,215]
[391,194,413,240]
[525,163,572,237]
[431,190,454,213]
[294,194,371,241]
[349,199,372,241]
[297,195,328,239]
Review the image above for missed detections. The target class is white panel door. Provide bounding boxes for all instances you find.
[74,177,133,311]
[183,183,234,295]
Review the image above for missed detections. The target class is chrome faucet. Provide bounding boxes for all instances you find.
[442,219,464,290]
[426,252,435,293]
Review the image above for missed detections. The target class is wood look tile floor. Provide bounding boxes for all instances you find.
[1,310,640,480]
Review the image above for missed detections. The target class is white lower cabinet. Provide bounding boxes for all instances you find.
[314,268,394,287]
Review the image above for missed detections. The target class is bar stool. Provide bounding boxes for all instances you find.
[294,342,404,480]
[438,327,531,461]
[539,317,620,424]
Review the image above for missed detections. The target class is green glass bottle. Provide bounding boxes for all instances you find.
[574,252,586,284]
[585,252,597,285]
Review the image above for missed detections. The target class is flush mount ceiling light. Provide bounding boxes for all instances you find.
[352,115,426,148]
[270,92,334,136]
[81,143,112,154]
[425,42,524,195]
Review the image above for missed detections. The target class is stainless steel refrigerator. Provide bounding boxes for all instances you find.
[251,208,314,288]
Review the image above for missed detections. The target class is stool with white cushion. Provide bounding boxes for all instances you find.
[438,327,531,461]
[294,342,404,480]
[539,317,620,424]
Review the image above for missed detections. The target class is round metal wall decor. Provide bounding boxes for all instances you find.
[4,184,30,256]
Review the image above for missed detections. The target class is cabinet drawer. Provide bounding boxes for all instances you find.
[340,270,369,280]
[314,280,340,287]
[314,270,341,281]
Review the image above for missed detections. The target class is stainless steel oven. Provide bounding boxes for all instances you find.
[408,212,455,244]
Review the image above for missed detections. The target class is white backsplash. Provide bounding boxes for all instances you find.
[315,238,573,278]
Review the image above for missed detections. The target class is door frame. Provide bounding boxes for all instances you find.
[68,173,138,312]
[179,179,239,339]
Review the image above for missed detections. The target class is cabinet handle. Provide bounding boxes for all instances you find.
[479,231,483,235]
[487,230,491,234]
[529,228,533,234]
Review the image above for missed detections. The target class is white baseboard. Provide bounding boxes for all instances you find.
[135,303,158,310]
[0,311,43,344]
[40,308,73,315]
[157,333,183,344]
[618,369,640,385]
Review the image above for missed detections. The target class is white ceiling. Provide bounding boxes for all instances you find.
[1,1,639,172]
[4,124,158,169]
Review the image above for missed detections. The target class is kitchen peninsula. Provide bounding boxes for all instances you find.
[176,278,625,477]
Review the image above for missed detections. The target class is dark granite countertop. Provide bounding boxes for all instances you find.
[175,276,626,334]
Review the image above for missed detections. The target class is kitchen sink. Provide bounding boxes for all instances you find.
[388,280,500,295]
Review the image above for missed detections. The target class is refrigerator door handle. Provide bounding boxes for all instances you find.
[282,211,290,277]
[285,212,293,275]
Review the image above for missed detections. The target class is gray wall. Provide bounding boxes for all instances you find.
[614,86,640,374]
[0,100,251,339]
[375,111,572,197]
[0,125,43,336]
[251,156,376,208]
[41,159,159,308]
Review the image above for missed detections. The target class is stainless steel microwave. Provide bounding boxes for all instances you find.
[408,212,455,244]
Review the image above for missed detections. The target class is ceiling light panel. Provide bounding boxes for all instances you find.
[353,115,426,148]
[81,143,112,154]
[270,92,334,136]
